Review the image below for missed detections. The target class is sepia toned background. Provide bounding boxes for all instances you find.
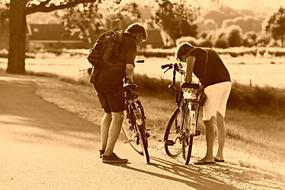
[0,0,284,189]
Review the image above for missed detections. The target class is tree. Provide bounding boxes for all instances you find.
[264,7,285,47]
[226,25,243,47]
[153,0,199,46]
[222,16,263,33]
[56,2,103,44]
[203,5,240,27]
[6,0,121,74]
[243,31,258,47]
[57,2,141,44]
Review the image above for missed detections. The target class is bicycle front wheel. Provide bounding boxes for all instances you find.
[122,113,143,155]
[137,123,150,163]
[135,101,150,164]
[122,102,150,163]
[182,108,194,165]
[164,108,183,157]
[182,135,194,165]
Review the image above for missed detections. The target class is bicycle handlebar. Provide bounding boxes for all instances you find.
[161,63,185,75]
[161,63,173,70]
[136,60,145,63]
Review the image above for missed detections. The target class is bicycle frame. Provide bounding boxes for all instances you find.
[162,63,201,164]
[181,86,201,136]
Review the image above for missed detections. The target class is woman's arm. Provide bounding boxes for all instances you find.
[184,55,196,83]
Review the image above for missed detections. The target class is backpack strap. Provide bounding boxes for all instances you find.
[203,49,208,85]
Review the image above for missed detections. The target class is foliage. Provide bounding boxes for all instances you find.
[152,0,199,44]
[264,7,285,47]
[213,30,229,48]
[195,17,217,34]
[256,33,271,47]
[175,36,198,46]
[57,1,141,43]
[198,38,213,48]
[243,31,258,47]
[5,0,122,74]
[104,3,141,30]
[228,82,285,117]
[222,16,263,33]
[135,73,285,118]
[203,5,240,26]
[226,25,243,47]
[56,2,103,44]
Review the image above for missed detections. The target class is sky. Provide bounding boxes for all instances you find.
[21,0,285,11]
[134,0,285,11]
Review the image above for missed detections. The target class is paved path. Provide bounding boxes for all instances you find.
[0,74,282,190]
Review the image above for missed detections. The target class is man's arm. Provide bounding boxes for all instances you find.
[184,55,196,83]
[125,63,135,83]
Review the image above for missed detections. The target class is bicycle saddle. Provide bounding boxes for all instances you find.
[181,83,199,89]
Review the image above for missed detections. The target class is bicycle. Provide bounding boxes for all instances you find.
[121,80,150,164]
[161,63,201,165]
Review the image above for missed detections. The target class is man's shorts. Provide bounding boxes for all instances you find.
[203,81,231,121]
[93,83,125,113]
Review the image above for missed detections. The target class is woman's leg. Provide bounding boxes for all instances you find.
[202,117,215,162]
[215,112,226,160]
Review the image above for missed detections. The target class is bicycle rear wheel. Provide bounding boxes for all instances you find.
[122,102,150,163]
[164,108,183,157]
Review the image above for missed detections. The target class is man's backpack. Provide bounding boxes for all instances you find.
[87,29,123,69]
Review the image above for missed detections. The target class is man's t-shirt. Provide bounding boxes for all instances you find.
[187,48,231,87]
[90,32,137,86]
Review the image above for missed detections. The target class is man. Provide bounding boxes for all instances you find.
[175,42,231,165]
[90,23,147,163]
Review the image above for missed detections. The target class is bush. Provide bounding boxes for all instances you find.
[198,38,213,48]
[226,25,244,47]
[214,38,229,48]
[134,74,174,98]
[228,82,285,117]
[135,74,285,117]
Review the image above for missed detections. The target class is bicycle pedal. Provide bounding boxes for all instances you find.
[165,140,175,146]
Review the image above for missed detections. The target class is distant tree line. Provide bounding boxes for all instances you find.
[0,0,285,74]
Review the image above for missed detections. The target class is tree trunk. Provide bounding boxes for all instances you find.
[7,0,26,74]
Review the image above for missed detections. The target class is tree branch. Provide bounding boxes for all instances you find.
[26,0,98,15]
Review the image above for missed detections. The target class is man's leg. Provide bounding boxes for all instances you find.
[101,113,112,151]
[104,111,124,156]
[202,117,215,162]
[215,112,226,160]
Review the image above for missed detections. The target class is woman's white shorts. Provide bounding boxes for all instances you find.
[203,81,231,121]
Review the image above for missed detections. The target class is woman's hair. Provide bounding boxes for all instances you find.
[175,42,194,61]
[126,23,147,40]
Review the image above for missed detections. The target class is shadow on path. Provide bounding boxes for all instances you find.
[0,76,100,150]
